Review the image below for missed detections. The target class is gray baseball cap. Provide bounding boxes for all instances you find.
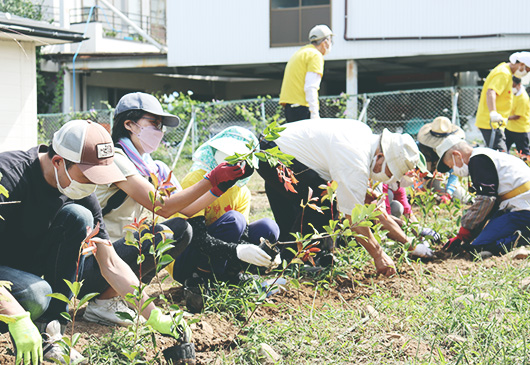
[114,92,180,127]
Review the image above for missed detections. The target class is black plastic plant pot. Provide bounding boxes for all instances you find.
[184,276,207,314]
[163,342,196,365]
[258,239,280,258]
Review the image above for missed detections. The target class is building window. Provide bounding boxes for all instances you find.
[270,0,331,47]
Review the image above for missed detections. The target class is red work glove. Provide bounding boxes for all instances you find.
[210,163,254,197]
[443,227,472,252]
[440,193,451,205]
[205,162,244,187]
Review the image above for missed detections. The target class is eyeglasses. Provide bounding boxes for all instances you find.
[139,116,163,130]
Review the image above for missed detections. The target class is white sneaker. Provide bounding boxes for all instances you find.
[83,297,141,327]
[42,320,87,364]
[410,242,434,258]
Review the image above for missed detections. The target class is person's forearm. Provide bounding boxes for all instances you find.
[508,115,521,120]
[375,210,410,246]
[94,243,155,319]
[486,89,497,112]
[158,179,213,218]
[352,225,383,258]
[0,287,25,316]
[178,191,217,217]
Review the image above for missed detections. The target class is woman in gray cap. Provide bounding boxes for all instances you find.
[82,92,255,326]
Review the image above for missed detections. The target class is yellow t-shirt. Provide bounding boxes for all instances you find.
[507,89,530,133]
[176,169,251,225]
[279,44,324,107]
[475,62,513,129]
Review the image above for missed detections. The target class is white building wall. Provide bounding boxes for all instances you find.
[0,40,37,153]
[167,0,530,67]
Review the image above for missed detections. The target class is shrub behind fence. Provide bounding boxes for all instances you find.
[38,86,483,164]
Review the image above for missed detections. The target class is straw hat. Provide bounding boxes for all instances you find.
[417,117,465,149]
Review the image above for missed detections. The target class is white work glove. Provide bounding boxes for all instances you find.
[489,111,504,124]
[410,242,434,258]
[236,244,272,267]
[268,253,282,270]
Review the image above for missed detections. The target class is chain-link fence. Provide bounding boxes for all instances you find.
[38,86,484,164]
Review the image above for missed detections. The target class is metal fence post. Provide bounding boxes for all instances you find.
[171,106,196,170]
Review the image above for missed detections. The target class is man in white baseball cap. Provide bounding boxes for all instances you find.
[437,134,530,255]
[475,51,530,151]
[279,24,333,123]
[258,118,425,276]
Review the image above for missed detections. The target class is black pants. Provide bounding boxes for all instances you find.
[283,104,310,123]
[480,128,507,152]
[505,129,530,155]
[257,140,337,258]
[79,217,191,297]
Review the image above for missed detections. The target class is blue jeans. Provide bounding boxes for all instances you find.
[0,266,52,333]
[78,217,192,297]
[471,209,530,254]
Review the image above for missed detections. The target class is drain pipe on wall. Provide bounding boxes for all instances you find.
[72,5,96,112]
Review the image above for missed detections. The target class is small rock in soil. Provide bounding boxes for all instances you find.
[258,343,281,364]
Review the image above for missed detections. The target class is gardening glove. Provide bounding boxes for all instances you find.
[420,227,441,244]
[410,242,434,258]
[204,162,244,188]
[443,227,473,252]
[146,307,192,343]
[236,244,272,267]
[210,163,254,197]
[440,193,452,205]
[268,252,282,270]
[8,311,42,365]
[490,111,504,126]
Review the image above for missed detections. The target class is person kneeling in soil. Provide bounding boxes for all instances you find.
[82,93,254,326]
[417,116,468,203]
[438,135,530,255]
[258,119,426,276]
[167,126,281,284]
[0,120,192,364]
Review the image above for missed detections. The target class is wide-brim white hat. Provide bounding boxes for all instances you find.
[380,129,420,180]
[417,117,465,149]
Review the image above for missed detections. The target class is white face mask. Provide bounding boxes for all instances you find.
[452,155,469,177]
[513,87,519,94]
[399,175,415,188]
[54,163,97,200]
[370,156,393,183]
[514,66,528,78]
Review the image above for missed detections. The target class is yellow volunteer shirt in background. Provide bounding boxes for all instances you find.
[508,88,530,133]
[279,44,324,107]
[475,63,513,129]
[176,169,251,225]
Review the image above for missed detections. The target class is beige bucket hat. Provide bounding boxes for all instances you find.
[417,117,465,149]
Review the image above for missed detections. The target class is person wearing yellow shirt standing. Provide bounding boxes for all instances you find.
[506,76,530,155]
[168,127,281,283]
[475,52,530,151]
[279,24,333,123]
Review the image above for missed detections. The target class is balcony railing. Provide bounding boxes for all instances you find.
[69,7,166,45]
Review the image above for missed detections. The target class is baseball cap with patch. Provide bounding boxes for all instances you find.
[53,120,125,184]
[114,92,180,127]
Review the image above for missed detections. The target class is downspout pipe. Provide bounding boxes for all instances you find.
[98,0,167,52]
[72,5,96,112]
